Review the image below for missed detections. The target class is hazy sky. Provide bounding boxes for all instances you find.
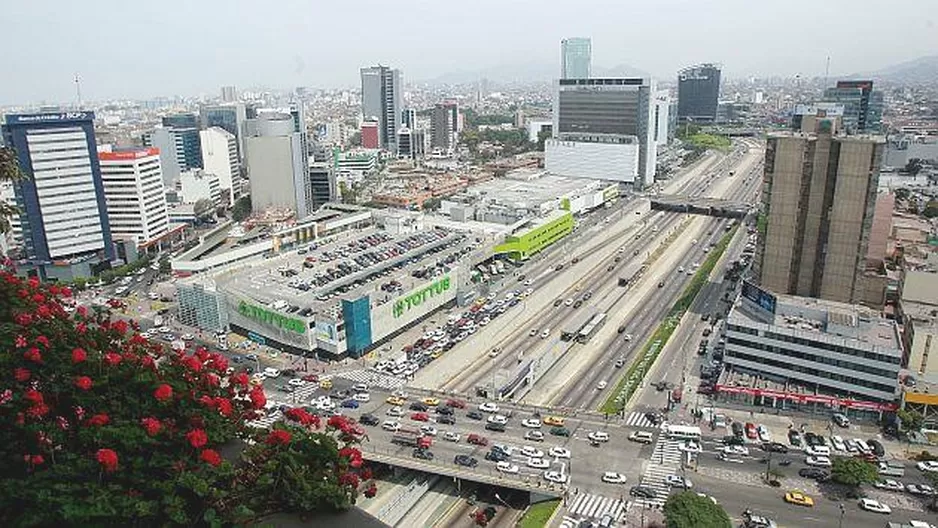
[2,0,935,105]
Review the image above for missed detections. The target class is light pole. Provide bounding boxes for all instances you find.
[838,503,845,528]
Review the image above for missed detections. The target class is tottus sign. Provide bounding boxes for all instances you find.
[392,275,452,318]
[237,300,306,334]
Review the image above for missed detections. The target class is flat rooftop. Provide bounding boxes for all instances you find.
[448,172,607,210]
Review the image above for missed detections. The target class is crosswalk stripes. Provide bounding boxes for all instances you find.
[625,411,667,429]
[635,438,685,509]
[336,369,406,391]
[559,517,579,528]
[567,493,626,521]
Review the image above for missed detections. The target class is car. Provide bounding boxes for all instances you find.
[437,415,456,425]
[829,435,846,451]
[181,333,195,341]
[435,405,454,415]
[565,298,574,306]
[485,422,506,432]
[798,467,829,480]
[543,416,565,427]
[680,440,702,453]
[353,392,370,402]
[386,406,404,417]
[549,446,571,459]
[288,378,306,387]
[588,431,610,443]
[351,383,368,393]
[867,439,885,457]
[742,511,778,528]
[917,461,938,473]
[722,445,749,456]
[467,434,488,446]
[422,397,440,406]
[805,445,830,457]
[553,299,563,307]
[487,414,508,425]
[445,398,466,409]
[420,425,438,436]
[665,475,693,489]
[386,396,406,406]
[805,456,832,467]
[543,471,568,484]
[525,430,545,442]
[757,425,771,442]
[601,472,627,484]
[644,412,664,425]
[629,431,654,444]
[550,427,570,437]
[454,455,478,467]
[479,402,499,413]
[359,414,379,426]
[485,449,510,462]
[784,491,815,507]
[341,399,359,409]
[488,348,500,358]
[411,412,429,422]
[410,402,429,412]
[629,486,657,499]
[597,380,607,390]
[466,410,484,420]
[382,420,401,432]
[496,461,520,474]
[522,418,542,429]
[832,413,850,428]
[858,498,891,514]
[874,479,904,492]
[527,458,549,469]
[412,448,434,461]
[745,422,758,439]
[521,446,544,458]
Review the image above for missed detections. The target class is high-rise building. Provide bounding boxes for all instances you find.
[397,127,425,159]
[653,90,671,146]
[221,85,238,102]
[2,112,114,279]
[200,127,241,206]
[361,120,380,149]
[244,113,310,217]
[308,162,337,211]
[677,63,721,123]
[401,108,417,130]
[822,80,884,134]
[431,101,458,153]
[756,128,885,304]
[141,127,179,186]
[551,77,658,187]
[144,114,203,176]
[360,65,403,151]
[790,103,845,133]
[200,103,247,159]
[99,147,170,248]
[560,37,591,79]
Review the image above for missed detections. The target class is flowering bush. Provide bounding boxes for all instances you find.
[0,270,373,526]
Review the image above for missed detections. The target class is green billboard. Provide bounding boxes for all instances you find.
[393,275,452,318]
[238,300,306,334]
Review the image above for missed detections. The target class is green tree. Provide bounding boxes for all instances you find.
[193,198,215,220]
[923,200,938,219]
[894,188,911,201]
[898,409,925,433]
[830,457,879,487]
[663,491,731,528]
[536,129,552,151]
[231,195,252,222]
[0,146,26,234]
[159,258,172,275]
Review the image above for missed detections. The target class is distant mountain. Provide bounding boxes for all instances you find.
[849,55,938,84]
[423,62,648,85]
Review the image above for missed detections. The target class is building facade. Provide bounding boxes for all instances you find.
[431,101,457,153]
[360,65,403,151]
[200,103,247,158]
[200,127,241,206]
[823,80,884,134]
[99,148,170,248]
[141,127,180,186]
[560,37,591,79]
[544,135,640,183]
[2,112,115,280]
[361,121,379,149]
[244,114,310,217]
[757,131,885,304]
[161,114,203,171]
[653,90,671,146]
[677,63,721,124]
[178,170,221,206]
[308,162,337,212]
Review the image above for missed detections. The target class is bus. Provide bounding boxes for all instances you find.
[576,313,607,343]
[663,425,702,441]
[561,312,595,341]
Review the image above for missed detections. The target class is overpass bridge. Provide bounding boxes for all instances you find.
[650,195,753,219]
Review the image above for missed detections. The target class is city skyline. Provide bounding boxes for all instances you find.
[2,0,937,105]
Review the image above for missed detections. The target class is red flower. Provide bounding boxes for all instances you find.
[265,429,292,446]
[198,395,216,408]
[15,313,32,326]
[200,449,222,467]
[76,306,88,319]
[154,384,173,402]
[14,368,30,382]
[186,429,208,449]
[36,305,52,319]
[231,372,249,387]
[23,348,43,363]
[24,454,44,467]
[24,389,44,405]
[74,376,93,391]
[183,356,202,372]
[214,397,232,417]
[204,373,220,387]
[26,404,49,419]
[96,449,118,472]
[285,407,318,426]
[361,467,373,480]
[111,319,129,335]
[363,483,377,498]
[338,472,360,488]
[327,415,348,430]
[15,335,27,348]
[71,348,87,363]
[103,352,122,366]
[87,413,110,427]
[27,277,39,288]
[35,335,49,348]
[141,417,162,436]
[248,387,266,410]
[61,286,72,297]
[31,293,45,303]
[209,353,228,372]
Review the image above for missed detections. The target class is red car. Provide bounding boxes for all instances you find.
[301,374,319,382]
[467,434,488,446]
[446,398,467,409]
[410,412,429,422]
[745,422,758,439]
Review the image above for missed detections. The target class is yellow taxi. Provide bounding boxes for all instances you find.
[542,415,565,427]
[430,350,442,359]
[319,378,333,390]
[386,396,406,406]
[422,397,440,406]
[784,491,814,507]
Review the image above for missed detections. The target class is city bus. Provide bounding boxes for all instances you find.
[576,313,608,343]
[664,425,702,441]
[561,312,595,341]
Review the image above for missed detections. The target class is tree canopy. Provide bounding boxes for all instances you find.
[663,491,732,528]
[898,408,925,433]
[830,457,879,487]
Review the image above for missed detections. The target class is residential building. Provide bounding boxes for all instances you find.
[244,113,309,217]
[560,37,591,79]
[823,80,884,134]
[178,170,221,205]
[200,127,241,206]
[360,65,403,151]
[98,147,170,248]
[431,102,457,153]
[677,63,721,124]
[308,162,338,211]
[221,85,238,103]
[552,77,658,187]
[200,103,247,158]
[756,129,885,304]
[361,120,379,149]
[1,112,115,280]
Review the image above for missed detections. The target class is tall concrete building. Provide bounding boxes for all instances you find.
[178,170,221,206]
[308,162,337,211]
[99,147,170,248]
[401,108,417,130]
[653,90,671,146]
[360,65,403,152]
[244,113,310,217]
[551,77,658,187]
[677,63,721,123]
[200,127,241,206]
[200,103,247,158]
[431,101,458,153]
[823,80,884,134]
[756,128,885,304]
[220,85,238,103]
[2,112,114,280]
[161,114,203,171]
[560,37,591,79]
[142,127,179,186]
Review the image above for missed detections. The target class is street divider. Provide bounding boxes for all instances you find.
[600,225,739,414]
[518,499,562,528]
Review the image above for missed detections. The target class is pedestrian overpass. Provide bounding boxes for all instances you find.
[650,195,753,219]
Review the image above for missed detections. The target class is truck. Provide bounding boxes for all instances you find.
[391,427,432,449]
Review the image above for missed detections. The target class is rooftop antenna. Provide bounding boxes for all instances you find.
[824,56,830,85]
[74,73,82,110]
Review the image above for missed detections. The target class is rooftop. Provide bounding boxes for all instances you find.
[445,171,607,212]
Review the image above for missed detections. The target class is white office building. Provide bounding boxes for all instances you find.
[99,148,170,248]
[200,127,241,206]
[654,90,671,147]
[545,135,640,182]
[179,170,221,206]
[244,113,309,217]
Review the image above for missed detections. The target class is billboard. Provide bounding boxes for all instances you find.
[5,111,95,124]
[225,296,313,350]
[741,280,777,314]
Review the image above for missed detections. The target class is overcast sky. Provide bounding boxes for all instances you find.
[2,0,935,105]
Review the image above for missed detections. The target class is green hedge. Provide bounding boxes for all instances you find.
[517,499,561,528]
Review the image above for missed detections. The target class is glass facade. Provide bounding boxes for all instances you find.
[823,81,883,134]
[561,37,591,79]
[342,297,373,358]
[677,64,721,123]
[177,282,228,332]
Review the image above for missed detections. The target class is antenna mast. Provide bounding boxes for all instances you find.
[74,73,82,109]
[824,57,830,85]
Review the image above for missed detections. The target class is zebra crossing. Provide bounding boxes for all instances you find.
[625,411,667,429]
[335,369,406,391]
[567,493,627,521]
[246,409,283,429]
[635,438,685,508]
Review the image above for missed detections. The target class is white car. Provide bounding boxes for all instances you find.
[805,445,831,457]
[858,498,891,514]
[527,458,550,469]
[318,399,336,411]
[251,372,267,383]
[352,383,368,392]
[549,446,571,459]
[601,472,627,484]
[287,378,306,387]
[529,328,538,337]
[496,461,520,474]
[443,431,460,442]
[806,455,832,467]
[680,440,702,453]
[479,402,499,413]
[521,446,545,459]
[629,431,654,444]
[540,328,550,339]
[917,461,938,472]
[525,430,545,442]
[489,348,500,358]
[353,392,370,402]
[665,475,693,489]
[756,425,771,442]
[420,425,438,436]
[874,479,905,492]
[522,418,542,429]
[382,420,401,432]
[722,445,749,456]
[386,406,404,417]
[623,333,632,342]
[544,471,568,484]
[588,431,610,443]
[263,367,281,378]
[487,414,508,425]
[181,333,195,341]
[830,435,847,452]
[597,380,607,390]
[564,298,574,306]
